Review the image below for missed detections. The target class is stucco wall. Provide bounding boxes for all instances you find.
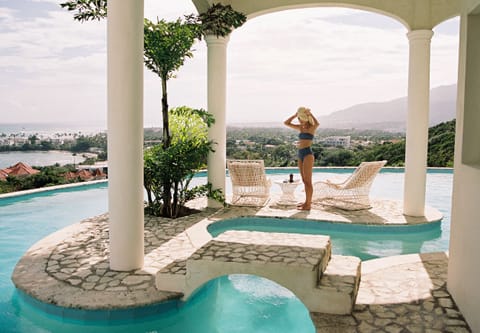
[449,164,480,332]
[448,3,480,332]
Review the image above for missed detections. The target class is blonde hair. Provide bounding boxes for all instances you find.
[297,107,313,125]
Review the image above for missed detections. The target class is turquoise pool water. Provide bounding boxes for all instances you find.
[208,217,443,261]
[0,168,452,332]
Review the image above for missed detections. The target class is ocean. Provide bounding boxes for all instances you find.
[0,151,86,169]
[0,122,106,136]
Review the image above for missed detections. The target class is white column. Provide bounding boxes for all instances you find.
[107,0,144,270]
[403,30,434,217]
[206,35,229,207]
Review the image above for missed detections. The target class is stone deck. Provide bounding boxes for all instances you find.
[11,196,471,331]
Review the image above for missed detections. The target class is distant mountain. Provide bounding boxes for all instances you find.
[318,84,457,132]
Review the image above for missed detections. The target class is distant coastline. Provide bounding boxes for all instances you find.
[0,122,106,135]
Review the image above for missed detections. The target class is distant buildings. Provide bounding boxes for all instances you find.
[0,161,107,183]
[0,132,80,147]
[0,162,40,181]
[64,168,107,181]
[321,136,351,148]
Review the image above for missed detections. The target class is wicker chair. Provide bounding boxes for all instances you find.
[313,160,387,210]
[226,159,271,206]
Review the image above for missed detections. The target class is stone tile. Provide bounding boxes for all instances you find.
[10,200,471,332]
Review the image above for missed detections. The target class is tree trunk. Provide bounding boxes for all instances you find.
[161,76,170,149]
[160,75,172,217]
[172,181,179,218]
[145,185,153,206]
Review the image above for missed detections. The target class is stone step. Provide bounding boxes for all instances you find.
[308,255,362,314]
[155,260,187,293]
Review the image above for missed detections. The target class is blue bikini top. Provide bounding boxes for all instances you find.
[298,132,314,140]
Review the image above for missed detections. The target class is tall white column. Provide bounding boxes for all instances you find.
[403,30,434,217]
[107,0,144,270]
[206,35,229,207]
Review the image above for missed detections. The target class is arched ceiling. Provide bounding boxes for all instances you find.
[191,0,461,31]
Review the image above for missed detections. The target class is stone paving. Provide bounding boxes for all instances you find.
[11,196,472,331]
[311,252,471,332]
[198,230,331,267]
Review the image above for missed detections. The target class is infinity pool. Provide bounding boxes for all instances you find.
[0,168,453,333]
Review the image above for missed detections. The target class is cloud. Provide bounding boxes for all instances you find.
[434,17,460,36]
[2,0,59,19]
[0,1,460,127]
[144,0,198,21]
[224,8,412,122]
[314,11,406,30]
[0,1,106,124]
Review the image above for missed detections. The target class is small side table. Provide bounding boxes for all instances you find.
[275,180,301,205]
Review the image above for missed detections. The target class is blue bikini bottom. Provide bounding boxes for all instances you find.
[298,147,313,161]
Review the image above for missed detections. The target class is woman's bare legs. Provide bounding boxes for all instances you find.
[297,159,305,207]
[297,155,314,210]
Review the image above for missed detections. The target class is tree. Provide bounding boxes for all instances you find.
[60,1,247,37]
[143,18,201,148]
[60,0,107,22]
[61,2,246,217]
[71,136,91,152]
[144,107,222,218]
[428,120,455,167]
[28,135,38,145]
[143,18,201,217]
[186,3,246,38]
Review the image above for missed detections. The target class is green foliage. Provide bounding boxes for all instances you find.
[143,18,201,149]
[81,157,97,165]
[143,19,206,217]
[186,3,247,38]
[60,0,107,22]
[354,141,406,166]
[144,107,223,218]
[143,18,201,81]
[70,136,91,152]
[69,134,107,154]
[40,141,55,150]
[170,106,215,143]
[428,120,456,167]
[0,134,106,155]
[0,165,77,193]
[318,148,357,167]
[272,145,297,167]
[225,121,455,168]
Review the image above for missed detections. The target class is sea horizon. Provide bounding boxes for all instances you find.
[0,121,291,136]
[0,122,107,135]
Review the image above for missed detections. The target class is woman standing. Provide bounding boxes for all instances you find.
[284,107,320,210]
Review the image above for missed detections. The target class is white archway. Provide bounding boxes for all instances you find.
[203,3,434,216]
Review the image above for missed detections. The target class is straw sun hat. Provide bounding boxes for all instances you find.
[297,107,313,125]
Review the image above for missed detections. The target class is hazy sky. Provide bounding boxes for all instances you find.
[0,0,460,128]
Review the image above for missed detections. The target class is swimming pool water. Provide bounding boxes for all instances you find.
[12,275,314,333]
[208,217,443,261]
[0,168,453,332]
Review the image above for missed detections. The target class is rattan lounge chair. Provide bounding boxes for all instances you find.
[227,159,271,206]
[313,160,387,210]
